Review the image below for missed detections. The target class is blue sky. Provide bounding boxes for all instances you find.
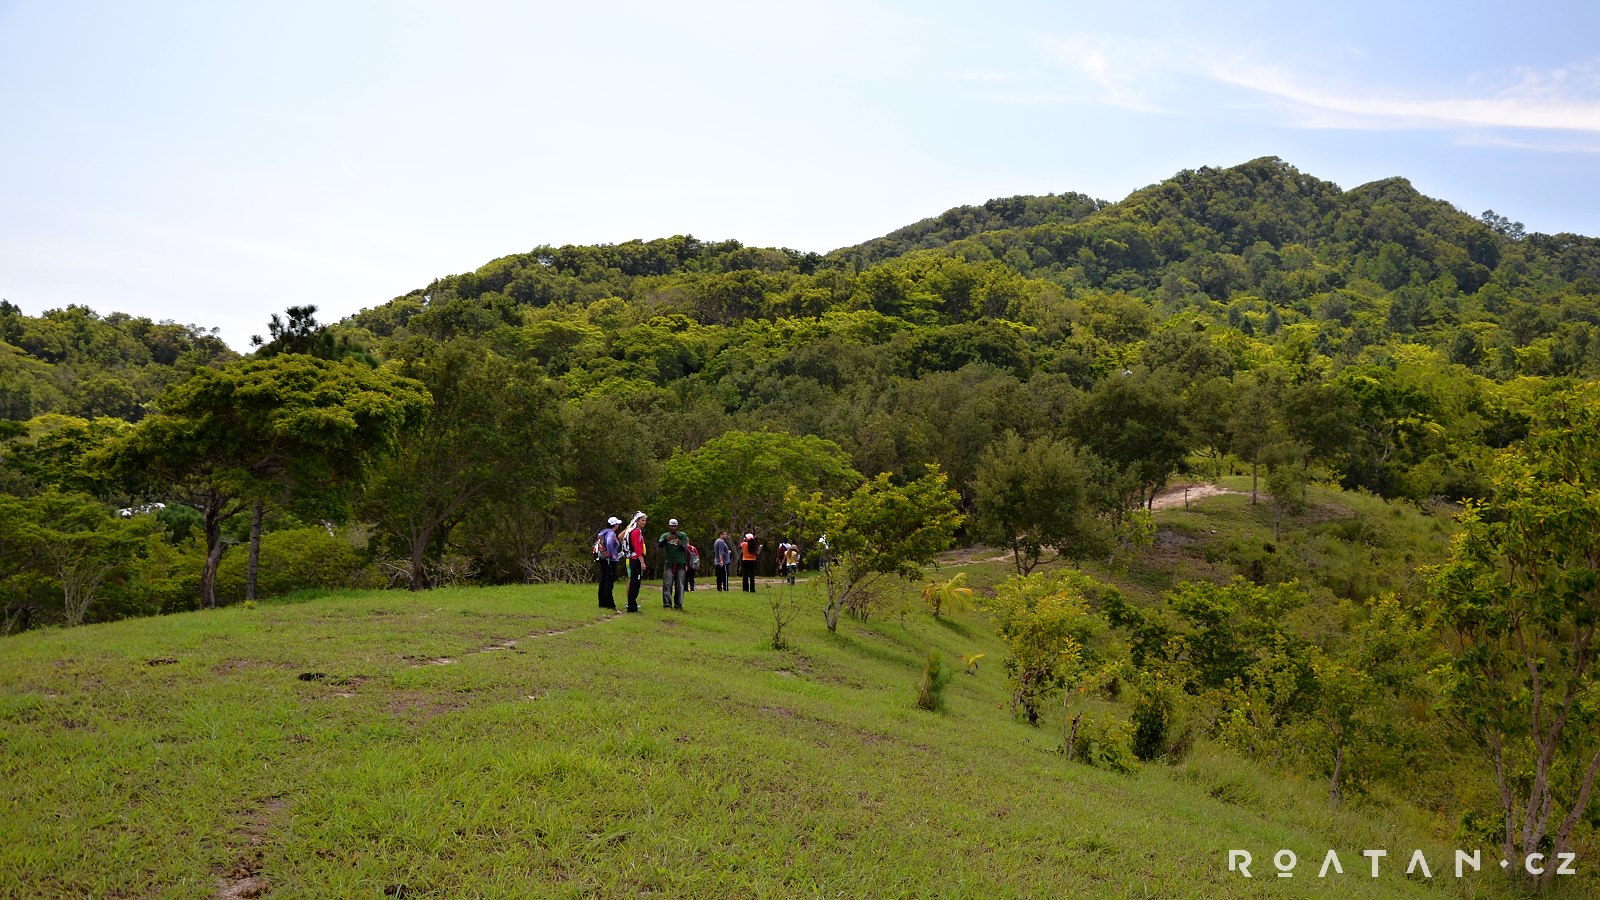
[3,0,1599,351]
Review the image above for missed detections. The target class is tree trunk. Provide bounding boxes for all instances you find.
[1547,745,1600,887]
[408,526,432,591]
[246,500,264,602]
[1329,744,1343,807]
[1251,458,1259,505]
[201,504,225,608]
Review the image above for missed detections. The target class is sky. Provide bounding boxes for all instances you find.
[3,0,1599,352]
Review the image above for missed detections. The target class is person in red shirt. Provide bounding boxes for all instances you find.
[620,511,648,613]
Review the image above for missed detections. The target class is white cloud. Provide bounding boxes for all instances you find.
[1455,132,1600,154]
[1212,63,1600,134]
[1039,31,1600,141]
[1040,35,1173,113]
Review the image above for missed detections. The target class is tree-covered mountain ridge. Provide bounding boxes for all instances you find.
[360,154,1595,327]
[10,157,1600,891]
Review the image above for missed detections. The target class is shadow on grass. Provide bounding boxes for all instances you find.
[826,628,917,669]
[932,616,976,638]
[261,588,355,607]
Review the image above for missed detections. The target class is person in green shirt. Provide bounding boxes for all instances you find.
[658,518,691,610]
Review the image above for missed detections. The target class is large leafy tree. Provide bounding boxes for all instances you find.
[359,340,565,589]
[974,431,1109,574]
[0,490,150,628]
[1423,385,1600,883]
[109,355,429,607]
[1069,367,1193,508]
[656,429,861,545]
[789,465,963,632]
[1,414,131,498]
[250,304,371,362]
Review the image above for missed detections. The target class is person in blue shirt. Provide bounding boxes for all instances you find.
[595,516,623,610]
[713,531,732,591]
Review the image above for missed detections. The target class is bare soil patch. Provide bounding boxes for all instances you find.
[1149,483,1244,510]
[213,796,285,899]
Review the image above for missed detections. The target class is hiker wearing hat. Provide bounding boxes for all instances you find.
[740,532,760,593]
[621,512,648,613]
[783,541,800,585]
[712,531,732,591]
[595,516,624,610]
[658,517,691,610]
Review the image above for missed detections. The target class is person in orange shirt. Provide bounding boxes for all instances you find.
[739,532,760,593]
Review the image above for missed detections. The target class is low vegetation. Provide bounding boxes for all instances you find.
[0,573,1555,897]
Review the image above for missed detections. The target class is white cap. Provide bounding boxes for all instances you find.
[669,518,679,526]
[607,516,622,526]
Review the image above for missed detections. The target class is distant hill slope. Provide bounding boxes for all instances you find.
[345,155,1597,337]
[826,190,1108,268]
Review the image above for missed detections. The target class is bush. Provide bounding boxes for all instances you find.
[915,650,953,712]
[114,536,205,618]
[1130,678,1194,762]
[1131,683,1171,761]
[1069,714,1136,773]
[215,527,380,602]
[154,504,204,544]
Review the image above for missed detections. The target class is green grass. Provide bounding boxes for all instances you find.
[0,548,1573,896]
[1097,477,1457,608]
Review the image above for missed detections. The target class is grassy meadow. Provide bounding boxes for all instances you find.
[0,490,1577,898]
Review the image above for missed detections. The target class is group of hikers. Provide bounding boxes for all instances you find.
[592,512,816,612]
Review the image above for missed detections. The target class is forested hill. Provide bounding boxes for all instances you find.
[8,154,1600,525]
[826,190,1108,268]
[342,155,1598,340]
[12,156,1600,889]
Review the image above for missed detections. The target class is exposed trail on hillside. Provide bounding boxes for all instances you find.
[932,483,1245,568]
[1149,482,1244,510]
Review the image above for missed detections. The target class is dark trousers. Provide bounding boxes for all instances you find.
[741,560,757,592]
[597,559,617,609]
[715,563,730,591]
[686,567,697,591]
[625,559,643,612]
[662,563,686,609]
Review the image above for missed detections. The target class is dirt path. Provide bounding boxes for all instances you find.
[1149,482,1243,510]
[928,483,1243,568]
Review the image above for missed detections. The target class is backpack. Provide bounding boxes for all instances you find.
[593,529,612,561]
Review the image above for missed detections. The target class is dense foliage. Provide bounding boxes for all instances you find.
[6,155,1600,882]
[6,157,1600,626]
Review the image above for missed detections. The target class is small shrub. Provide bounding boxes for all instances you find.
[1131,682,1171,762]
[1130,678,1196,762]
[769,593,798,651]
[915,650,953,712]
[921,573,974,618]
[1069,714,1136,773]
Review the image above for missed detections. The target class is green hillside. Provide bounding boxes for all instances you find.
[0,561,1531,898]
[5,157,1600,894]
